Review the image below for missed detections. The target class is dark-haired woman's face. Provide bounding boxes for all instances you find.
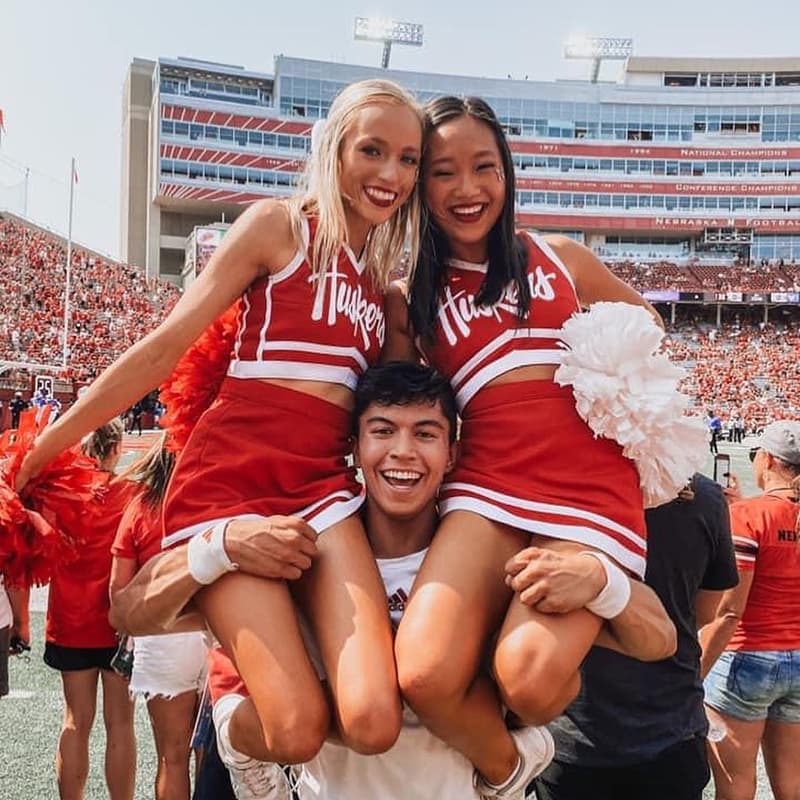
[423,115,506,262]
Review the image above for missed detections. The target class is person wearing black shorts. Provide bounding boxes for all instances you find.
[44,419,137,800]
[43,642,119,672]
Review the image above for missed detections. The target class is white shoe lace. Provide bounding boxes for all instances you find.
[228,760,289,800]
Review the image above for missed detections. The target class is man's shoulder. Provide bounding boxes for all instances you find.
[690,473,726,510]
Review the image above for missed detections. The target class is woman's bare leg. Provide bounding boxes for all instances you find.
[395,511,528,783]
[493,536,605,725]
[293,514,402,755]
[147,691,198,800]
[56,669,99,800]
[195,572,329,764]
[493,598,597,725]
[100,669,136,800]
[760,719,800,800]
[705,709,764,800]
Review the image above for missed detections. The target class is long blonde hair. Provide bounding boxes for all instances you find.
[117,432,176,508]
[289,79,423,290]
[81,418,124,468]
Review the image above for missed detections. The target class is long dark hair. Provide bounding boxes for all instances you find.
[409,96,530,342]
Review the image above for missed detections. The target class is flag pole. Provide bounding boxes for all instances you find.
[23,167,30,217]
[62,158,76,368]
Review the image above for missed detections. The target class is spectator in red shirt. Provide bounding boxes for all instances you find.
[701,421,800,800]
[43,418,137,800]
[110,437,207,800]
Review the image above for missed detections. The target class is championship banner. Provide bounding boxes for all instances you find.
[516,176,800,196]
[516,211,800,234]
[511,140,799,161]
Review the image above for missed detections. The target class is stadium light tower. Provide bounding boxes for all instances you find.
[564,35,633,83]
[354,17,424,69]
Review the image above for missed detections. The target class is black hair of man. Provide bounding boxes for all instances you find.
[353,362,457,443]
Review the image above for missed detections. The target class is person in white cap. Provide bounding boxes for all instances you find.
[700,420,800,800]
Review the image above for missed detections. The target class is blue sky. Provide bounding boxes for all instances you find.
[1,0,799,259]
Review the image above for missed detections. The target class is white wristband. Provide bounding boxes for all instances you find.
[581,551,631,619]
[187,521,239,585]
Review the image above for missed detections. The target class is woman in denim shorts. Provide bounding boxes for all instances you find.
[701,421,800,800]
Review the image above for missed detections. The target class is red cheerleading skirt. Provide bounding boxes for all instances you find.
[439,380,647,577]
[162,378,364,548]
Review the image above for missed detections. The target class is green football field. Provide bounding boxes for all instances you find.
[1,435,773,799]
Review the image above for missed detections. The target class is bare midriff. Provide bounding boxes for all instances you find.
[259,377,354,411]
[485,363,558,389]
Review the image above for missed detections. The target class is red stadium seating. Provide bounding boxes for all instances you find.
[0,215,180,382]
[664,313,800,431]
[605,256,800,294]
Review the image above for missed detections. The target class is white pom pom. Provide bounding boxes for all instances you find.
[555,302,707,508]
[310,118,327,153]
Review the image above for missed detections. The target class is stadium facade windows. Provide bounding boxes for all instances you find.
[512,154,800,178]
[159,76,271,107]
[160,158,299,192]
[161,119,309,153]
[751,234,800,261]
[514,190,799,213]
[276,80,800,144]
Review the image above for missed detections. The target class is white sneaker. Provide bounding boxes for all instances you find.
[474,725,555,799]
[225,760,290,800]
[213,693,290,800]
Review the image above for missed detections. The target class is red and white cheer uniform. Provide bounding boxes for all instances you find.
[163,214,385,547]
[421,232,647,577]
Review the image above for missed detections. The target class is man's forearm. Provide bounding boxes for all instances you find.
[699,617,738,678]
[595,580,677,662]
[109,546,206,635]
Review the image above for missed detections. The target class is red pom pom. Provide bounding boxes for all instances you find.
[159,301,240,452]
[0,410,109,588]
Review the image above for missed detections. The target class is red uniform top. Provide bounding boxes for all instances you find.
[46,479,136,648]
[729,494,800,651]
[111,491,162,567]
[420,232,579,411]
[227,215,385,390]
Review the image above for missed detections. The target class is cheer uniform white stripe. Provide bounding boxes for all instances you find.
[456,350,565,410]
[528,232,579,298]
[227,360,359,390]
[439,489,646,577]
[450,327,564,389]
[162,485,366,550]
[443,481,646,551]
[256,340,369,372]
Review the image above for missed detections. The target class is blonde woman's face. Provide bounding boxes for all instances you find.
[338,102,422,231]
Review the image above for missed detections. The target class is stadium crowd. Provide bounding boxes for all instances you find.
[0,215,180,382]
[606,257,800,293]
[663,310,800,431]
